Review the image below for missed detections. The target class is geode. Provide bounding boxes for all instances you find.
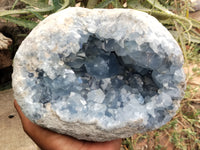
[12,7,185,142]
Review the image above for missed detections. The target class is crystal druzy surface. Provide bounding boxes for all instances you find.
[12,7,185,141]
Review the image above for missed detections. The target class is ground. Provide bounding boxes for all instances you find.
[0,89,38,150]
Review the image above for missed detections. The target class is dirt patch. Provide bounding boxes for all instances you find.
[0,50,12,69]
[131,131,175,150]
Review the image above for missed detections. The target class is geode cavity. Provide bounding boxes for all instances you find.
[12,7,185,141]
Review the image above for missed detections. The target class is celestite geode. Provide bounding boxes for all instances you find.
[12,7,185,141]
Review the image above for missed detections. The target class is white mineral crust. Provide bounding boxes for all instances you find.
[12,7,185,141]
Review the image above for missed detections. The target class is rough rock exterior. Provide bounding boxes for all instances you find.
[12,7,185,142]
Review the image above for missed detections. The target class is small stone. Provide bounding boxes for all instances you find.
[0,32,12,50]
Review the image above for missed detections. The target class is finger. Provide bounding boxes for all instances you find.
[14,100,21,116]
[14,100,29,124]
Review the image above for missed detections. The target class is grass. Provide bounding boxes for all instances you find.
[0,0,200,149]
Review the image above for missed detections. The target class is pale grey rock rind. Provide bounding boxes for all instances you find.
[12,7,185,141]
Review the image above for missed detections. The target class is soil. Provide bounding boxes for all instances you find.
[0,49,12,69]
[0,89,38,150]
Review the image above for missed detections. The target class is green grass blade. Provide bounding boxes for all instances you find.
[147,0,172,14]
[1,15,37,29]
[0,6,54,17]
[21,0,50,8]
[11,0,19,10]
[57,0,70,11]
[52,0,62,10]
[127,0,149,10]
[0,9,30,16]
[95,0,113,8]
[159,18,174,25]
[112,0,122,8]
[87,0,98,8]
[70,0,76,7]
[28,10,44,20]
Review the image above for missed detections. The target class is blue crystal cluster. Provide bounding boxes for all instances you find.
[29,35,160,123]
[12,7,186,141]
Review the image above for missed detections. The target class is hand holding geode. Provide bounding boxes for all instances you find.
[12,7,185,142]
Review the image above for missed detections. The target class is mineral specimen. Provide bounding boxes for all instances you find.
[12,7,185,142]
